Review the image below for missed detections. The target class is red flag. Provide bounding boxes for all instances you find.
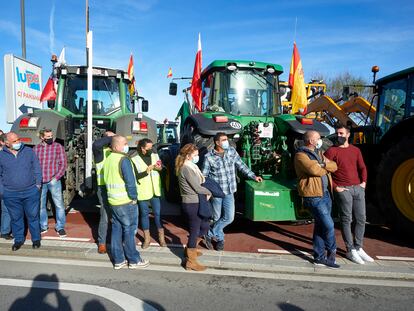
[127,54,135,96]
[288,42,307,114]
[40,77,56,102]
[190,33,202,111]
[167,68,173,78]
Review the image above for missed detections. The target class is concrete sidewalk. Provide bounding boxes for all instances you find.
[0,239,413,283]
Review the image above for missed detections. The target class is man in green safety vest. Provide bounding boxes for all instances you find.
[103,135,149,270]
[93,131,115,254]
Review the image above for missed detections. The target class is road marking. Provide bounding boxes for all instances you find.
[376,256,414,261]
[0,255,413,288]
[258,249,312,256]
[42,237,92,242]
[0,277,157,311]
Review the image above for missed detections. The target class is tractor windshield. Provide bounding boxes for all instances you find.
[203,70,277,116]
[62,75,131,115]
[377,78,409,137]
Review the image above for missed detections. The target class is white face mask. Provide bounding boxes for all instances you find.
[191,155,199,164]
[315,138,323,149]
[221,140,229,150]
[123,145,129,154]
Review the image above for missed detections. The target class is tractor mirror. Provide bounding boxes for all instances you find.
[142,100,149,112]
[47,100,55,109]
[169,82,178,96]
[342,86,350,101]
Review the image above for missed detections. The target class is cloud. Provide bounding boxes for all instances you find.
[0,19,20,40]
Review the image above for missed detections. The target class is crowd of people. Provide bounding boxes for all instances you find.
[0,125,373,271]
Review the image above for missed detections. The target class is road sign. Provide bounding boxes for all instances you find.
[3,54,43,123]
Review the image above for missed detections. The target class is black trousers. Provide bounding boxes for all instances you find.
[181,203,210,248]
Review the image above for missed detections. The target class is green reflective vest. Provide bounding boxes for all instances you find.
[103,152,136,206]
[95,147,111,186]
[131,153,161,201]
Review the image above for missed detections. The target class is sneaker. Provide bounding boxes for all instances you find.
[314,258,340,269]
[41,228,48,235]
[32,240,41,249]
[347,249,365,264]
[1,233,13,240]
[128,259,150,269]
[216,240,224,251]
[113,260,128,270]
[203,235,214,250]
[313,258,328,267]
[56,229,67,238]
[357,248,374,262]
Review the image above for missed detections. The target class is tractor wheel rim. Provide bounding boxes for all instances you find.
[391,158,414,222]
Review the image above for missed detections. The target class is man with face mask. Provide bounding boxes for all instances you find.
[33,129,68,237]
[294,130,339,268]
[0,132,42,251]
[0,132,12,240]
[202,132,262,251]
[103,135,149,270]
[325,125,372,265]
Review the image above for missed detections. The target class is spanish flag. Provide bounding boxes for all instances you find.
[167,68,173,78]
[127,54,135,96]
[288,42,307,114]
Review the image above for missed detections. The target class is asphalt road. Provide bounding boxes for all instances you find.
[0,258,412,311]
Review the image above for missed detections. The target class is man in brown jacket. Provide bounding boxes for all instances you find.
[294,130,339,268]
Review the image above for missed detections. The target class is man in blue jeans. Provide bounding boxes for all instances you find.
[103,135,149,270]
[294,130,339,268]
[202,132,262,251]
[34,129,68,237]
[0,133,12,240]
[0,132,42,251]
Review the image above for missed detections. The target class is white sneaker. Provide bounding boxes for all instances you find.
[357,248,374,262]
[128,259,150,269]
[347,249,365,264]
[113,260,128,270]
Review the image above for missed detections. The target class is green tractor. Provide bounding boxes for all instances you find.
[166,60,329,221]
[352,66,414,235]
[11,60,156,208]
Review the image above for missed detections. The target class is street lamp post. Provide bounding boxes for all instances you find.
[20,0,26,59]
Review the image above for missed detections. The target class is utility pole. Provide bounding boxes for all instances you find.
[20,0,26,59]
[85,0,93,189]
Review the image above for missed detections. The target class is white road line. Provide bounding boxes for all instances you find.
[0,255,413,288]
[258,249,312,256]
[42,237,92,242]
[376,256,414,261]
[0,278,157,311]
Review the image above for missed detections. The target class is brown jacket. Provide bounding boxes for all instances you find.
[294,149,338,197]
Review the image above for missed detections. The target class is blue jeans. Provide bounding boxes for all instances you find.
[207,193,235,242]
[110,203,141,265]
[138,197,162,230]
[1,200,11,235]
[4,186,41,243]
[40,179,66,231]
[97,186,111,245]
[303,191,337,261]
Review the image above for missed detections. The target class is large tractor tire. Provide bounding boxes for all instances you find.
[376,137,414,236]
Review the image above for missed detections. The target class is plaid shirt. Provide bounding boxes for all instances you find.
[202,147,256,195]
[33,142,67,183]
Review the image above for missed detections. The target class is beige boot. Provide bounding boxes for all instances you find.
[142,230,151,249]
[158,228,167,247]
[185,248,206,271]
[195,238,203,257]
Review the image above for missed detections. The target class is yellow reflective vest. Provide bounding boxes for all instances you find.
[131,153,161,201]
[95,147,111,186]
[103,152,136,206]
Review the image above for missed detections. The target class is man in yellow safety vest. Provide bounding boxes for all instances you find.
[93,131,115,254]
[103,135,149,270]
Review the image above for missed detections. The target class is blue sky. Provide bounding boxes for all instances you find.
[0,0,413,131]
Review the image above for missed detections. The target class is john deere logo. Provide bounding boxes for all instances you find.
[230,121,242,129]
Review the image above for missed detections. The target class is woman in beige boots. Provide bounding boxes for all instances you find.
[131,139,166,249]
[176,143,211,271]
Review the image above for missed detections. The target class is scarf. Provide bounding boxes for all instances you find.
[183,160,205,183]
